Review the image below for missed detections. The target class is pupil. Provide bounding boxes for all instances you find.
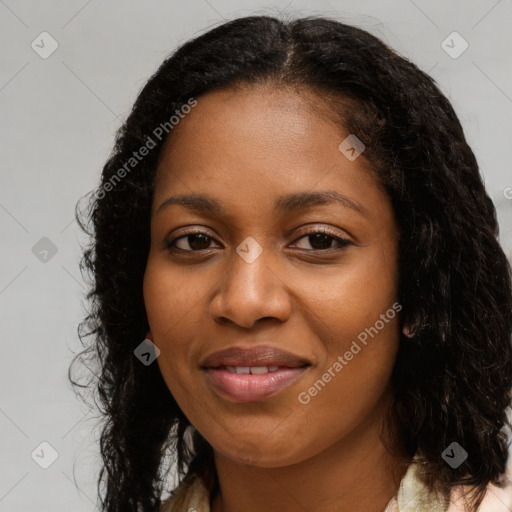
[309,233,332,250]
[189,233,211,250]
[186,233,334,251]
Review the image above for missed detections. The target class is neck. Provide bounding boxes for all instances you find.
[209,394,409,512]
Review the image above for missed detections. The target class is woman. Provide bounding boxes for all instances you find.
[71,15,512,512]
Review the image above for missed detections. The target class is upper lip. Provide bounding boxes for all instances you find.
[201,345,310,368]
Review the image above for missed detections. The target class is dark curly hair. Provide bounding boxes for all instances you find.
[69,14,512,512]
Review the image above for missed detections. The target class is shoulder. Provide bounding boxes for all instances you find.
[395,454,512,512]
[447,479,512,512]
[160,473,211,512]
[448,457,512,512]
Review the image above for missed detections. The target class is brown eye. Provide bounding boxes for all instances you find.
[165,227,352,254]
[166,231,218,252]
[291,228,352,252]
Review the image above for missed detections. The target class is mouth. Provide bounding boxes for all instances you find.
[201,345,310,369]
[201,345,311,403]
[213,365,294,374]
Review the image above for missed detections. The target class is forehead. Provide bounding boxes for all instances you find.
[152,84,392,226]
[159,84,338,165]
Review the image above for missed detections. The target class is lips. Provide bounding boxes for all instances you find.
[201,345,310,402]
[201,345,309,369]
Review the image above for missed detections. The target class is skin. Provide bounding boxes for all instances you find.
[143,83,409,512]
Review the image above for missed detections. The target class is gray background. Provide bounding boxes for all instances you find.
[1,1,511,511]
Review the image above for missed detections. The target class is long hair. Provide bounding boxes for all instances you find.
[69,15,512,512]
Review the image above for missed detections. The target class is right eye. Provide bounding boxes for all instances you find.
[165,230,221,252]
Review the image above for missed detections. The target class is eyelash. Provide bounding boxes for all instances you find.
[164,227,352,254]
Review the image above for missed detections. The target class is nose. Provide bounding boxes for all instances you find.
[209,246,292,329]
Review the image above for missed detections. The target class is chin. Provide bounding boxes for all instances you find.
[218,439,313,469]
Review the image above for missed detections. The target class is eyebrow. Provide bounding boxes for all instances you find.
[156,190,368,217]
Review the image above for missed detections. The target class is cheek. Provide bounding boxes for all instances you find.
[143,257,207,337]
[294,248,400,421]
[301,243,399,346]
[291,307,400,464]
[143,260,203,385]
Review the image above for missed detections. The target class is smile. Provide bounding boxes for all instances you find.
[203,365,309,402]
[200,345,311,402]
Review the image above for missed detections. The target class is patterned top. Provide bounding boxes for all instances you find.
[159,452,512,512]
[160,456,454,512]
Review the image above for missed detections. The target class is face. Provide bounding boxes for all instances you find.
[143,84,401,468]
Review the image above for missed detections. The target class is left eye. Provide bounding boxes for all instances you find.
[290,229,351,251]
[165,229,351,253]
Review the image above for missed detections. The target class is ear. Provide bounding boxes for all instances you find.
[402,316,420,338]
[402,325,415,338]
[145,331,153,341]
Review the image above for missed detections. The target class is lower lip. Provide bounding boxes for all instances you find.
[203,366,308,403]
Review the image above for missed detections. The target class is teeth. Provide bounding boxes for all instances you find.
[224,365,281,374]
[250,366,269,374]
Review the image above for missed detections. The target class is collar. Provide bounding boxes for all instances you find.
[160,456,450,512]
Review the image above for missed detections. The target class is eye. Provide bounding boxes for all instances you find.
[290,227,352,252]
[165,226,352,254]
[165,230,220,252]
